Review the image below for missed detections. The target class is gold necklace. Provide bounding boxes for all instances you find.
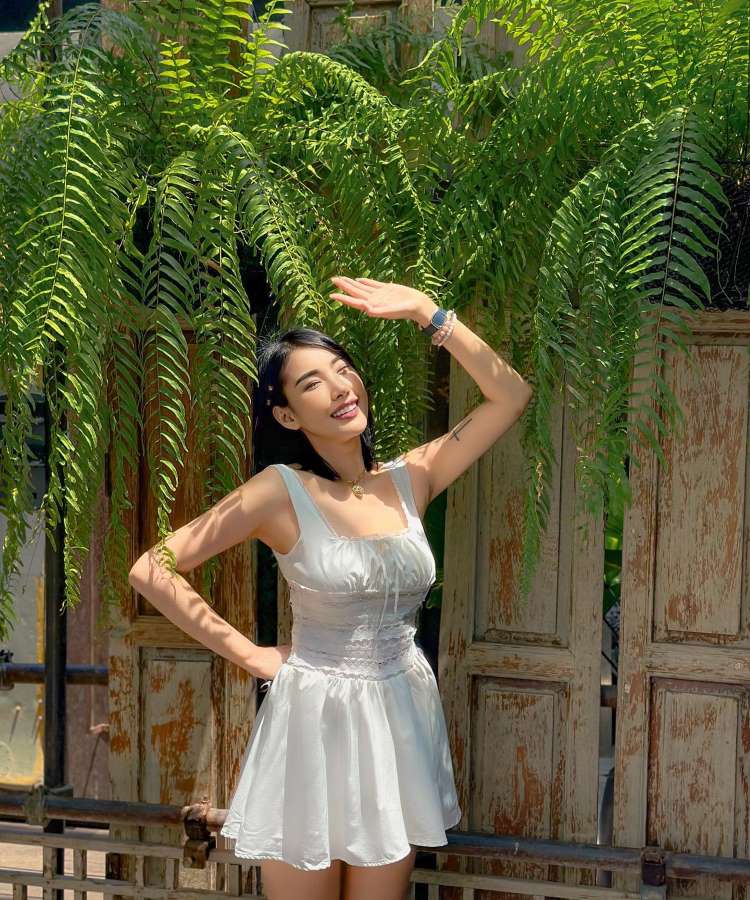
[340,464,369,498]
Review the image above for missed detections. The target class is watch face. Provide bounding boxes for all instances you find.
[422,308,446,335]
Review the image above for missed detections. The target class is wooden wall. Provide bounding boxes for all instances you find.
[108,1,438,892]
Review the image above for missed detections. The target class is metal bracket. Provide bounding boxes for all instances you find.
[641,846,667,899]
[183,801,216,869]
[183,838,216,868]
[22,782,74,827]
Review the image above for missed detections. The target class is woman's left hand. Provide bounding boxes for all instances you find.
[329,276,437,327]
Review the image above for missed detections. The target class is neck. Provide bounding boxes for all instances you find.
[307,436,369,481]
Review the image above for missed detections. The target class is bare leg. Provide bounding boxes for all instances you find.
[340,846,417,900]
[260,857,343,900]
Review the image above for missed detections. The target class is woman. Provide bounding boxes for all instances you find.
[128,276,533,900]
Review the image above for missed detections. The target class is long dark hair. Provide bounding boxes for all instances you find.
[252,327,378,480]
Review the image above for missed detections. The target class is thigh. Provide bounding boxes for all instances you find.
[260,857,343,900]
[341,845,417,900]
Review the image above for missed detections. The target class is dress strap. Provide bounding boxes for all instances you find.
[268,463,335,541]
[385,456,421,529]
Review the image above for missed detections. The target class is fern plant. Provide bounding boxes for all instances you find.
[0,0,504,636]
[0,0,746,637]
[406,0,745,600]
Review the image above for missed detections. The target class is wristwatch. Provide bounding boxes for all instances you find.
[419,307,448,337]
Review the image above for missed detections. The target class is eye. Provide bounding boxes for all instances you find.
[303,365,352,391]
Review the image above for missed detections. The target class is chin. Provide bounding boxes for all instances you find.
[331,414,366,430]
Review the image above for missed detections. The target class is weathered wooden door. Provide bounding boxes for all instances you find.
[109,336,256,890]
[439,304,605,899]
[613,311,750,898]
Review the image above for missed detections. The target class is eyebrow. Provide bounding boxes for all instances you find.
[293,355,345,387]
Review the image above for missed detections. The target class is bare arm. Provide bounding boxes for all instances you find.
[326,276,534,510]
[407,299,533,506]
[127,466,284,678]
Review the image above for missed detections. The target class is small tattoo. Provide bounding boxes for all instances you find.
[450,417,472,441]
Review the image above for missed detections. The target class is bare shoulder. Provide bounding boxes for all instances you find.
[238,464,298,554]
[248,463,292,507]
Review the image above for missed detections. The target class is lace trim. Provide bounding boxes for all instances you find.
[294,640,414,663]
[282,655,418,680]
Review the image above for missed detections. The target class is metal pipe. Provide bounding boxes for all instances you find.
[0,791,205,828]
[0,662,108,686]
[4,790,750,883]
[42,386,67,900]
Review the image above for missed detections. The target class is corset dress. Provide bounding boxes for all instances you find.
[219,456,462,870]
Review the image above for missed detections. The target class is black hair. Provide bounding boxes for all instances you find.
[251,327,378,480]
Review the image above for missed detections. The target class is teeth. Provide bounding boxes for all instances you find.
[333,401,357,417]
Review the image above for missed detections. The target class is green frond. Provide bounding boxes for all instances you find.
[238,0,293,97]
[0,0,746,632]
[141,152,201,538]
[188,141,258,589]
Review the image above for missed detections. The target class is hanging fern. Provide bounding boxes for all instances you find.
[0,0,746,635]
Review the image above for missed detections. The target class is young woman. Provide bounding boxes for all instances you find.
[128,276,533,900]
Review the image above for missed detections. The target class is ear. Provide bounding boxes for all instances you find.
[272,404,299,431]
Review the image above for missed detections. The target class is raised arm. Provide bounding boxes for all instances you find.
[127,465,285,678]
[405,297,533,508]
[328,276,534,512]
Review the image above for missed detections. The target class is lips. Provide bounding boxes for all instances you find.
[331,399,359,418]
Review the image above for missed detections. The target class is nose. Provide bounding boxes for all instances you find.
[333,374,350,397]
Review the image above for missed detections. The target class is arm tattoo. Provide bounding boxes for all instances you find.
[449,417,472,441]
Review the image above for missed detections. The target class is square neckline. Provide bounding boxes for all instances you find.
[282,460,412,542]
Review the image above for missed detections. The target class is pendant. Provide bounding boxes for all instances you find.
[352,483,364,498]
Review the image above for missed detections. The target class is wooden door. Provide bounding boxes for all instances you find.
[109,337,255,890]
[613,311,750,898]
[439,304,605,899]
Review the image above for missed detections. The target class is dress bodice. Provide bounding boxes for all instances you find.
[268,457,437,678]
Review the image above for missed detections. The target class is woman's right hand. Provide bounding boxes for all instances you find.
[252,643,292,682]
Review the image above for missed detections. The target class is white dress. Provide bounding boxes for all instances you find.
[220,457,462,870]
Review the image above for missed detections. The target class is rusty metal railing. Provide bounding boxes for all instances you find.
[2,785,750,898]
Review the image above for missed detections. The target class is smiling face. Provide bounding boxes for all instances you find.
[271,344,369,441]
